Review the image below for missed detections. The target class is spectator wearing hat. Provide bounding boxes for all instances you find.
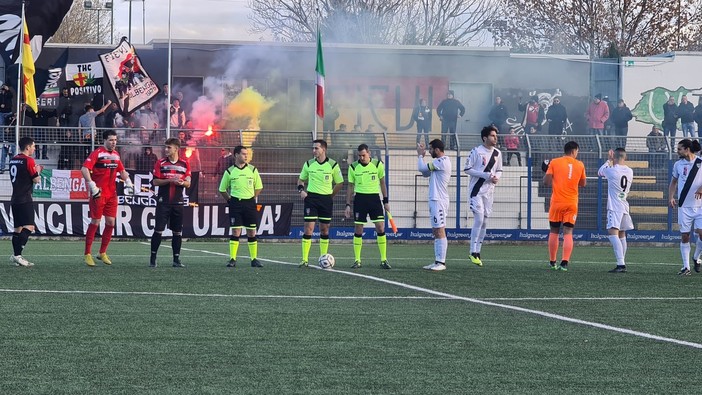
[436,90,465,150]
[662,96,679,144]
[585,93,609,135]
[647,125,667,167]
[546,97,567,136]
[610,99,633,148]
[519,95,544,135]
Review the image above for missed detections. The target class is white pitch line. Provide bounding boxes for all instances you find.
[0,289,444,300]
[151,244,702,349]
[484,297,702,301]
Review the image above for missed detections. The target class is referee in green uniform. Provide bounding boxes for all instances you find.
[344,144,391,269]
[297,139,344,267]
[219,145,264,268]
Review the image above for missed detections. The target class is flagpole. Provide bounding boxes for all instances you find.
[313,6,319,140]
[14,1,26,152]
[166,0,172,139]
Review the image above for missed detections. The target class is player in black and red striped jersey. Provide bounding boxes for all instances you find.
[81,130,134,267]
[150,137,191,268]
[9,137,42,267]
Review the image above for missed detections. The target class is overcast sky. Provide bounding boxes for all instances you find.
[108,0,269,43]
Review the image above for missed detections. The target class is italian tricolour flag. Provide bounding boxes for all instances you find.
[33,169,89,199]
[315,30,324,119]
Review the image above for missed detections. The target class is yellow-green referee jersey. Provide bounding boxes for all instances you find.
[219,164,263,199]
[299,158,343,194]
[348,158,384,194]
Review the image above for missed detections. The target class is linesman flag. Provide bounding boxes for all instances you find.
[21,16,37,113]
[315,29,325,119]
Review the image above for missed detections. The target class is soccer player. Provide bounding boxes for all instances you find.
[598,148,634,273]
[668,139,702,275]
[344,143,391,269]
[464,125,502,266]
[417,139,452,271]
[150,137,191,268]
[297,139,344,267]
[219,145,263,268]
[9,137,41,267]
[543,141,586,271]
[81,129,134,267]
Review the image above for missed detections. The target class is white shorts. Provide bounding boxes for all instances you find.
[470,192,494,218]
[429,199,449,229]
[606,210,634,231]
[678,206,702,233]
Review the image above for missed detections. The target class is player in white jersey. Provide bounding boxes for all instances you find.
[598,148,634,273]
[668,139,702,275]
[417,139,452,271]
[464,125,502,266]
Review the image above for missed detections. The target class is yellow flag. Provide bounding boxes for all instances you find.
[22,17,37,114]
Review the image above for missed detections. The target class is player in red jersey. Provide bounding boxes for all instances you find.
[9,137,42,267]
[81,129,134,266]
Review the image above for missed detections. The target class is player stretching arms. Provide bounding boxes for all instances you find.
[543,141,586,271]
[81,130,134,266]
[219,145,263,268]
[344,144,391,269]
[418,139,452,271]
[464,125,502,266]
[668,139,702,275]
[150,138,191,268]
[598,148,634,273]
[297,139,344,267]
[9,137,41,267]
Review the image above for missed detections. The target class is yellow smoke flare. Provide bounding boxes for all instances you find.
[226,87,275,154]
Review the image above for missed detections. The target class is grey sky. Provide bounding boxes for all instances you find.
[108,0,269,44]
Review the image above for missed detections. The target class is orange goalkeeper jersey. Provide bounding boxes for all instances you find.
[546,156,586,205]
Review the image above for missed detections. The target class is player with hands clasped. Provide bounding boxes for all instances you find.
[668,139,702,275]
[463,125,502,266]
[81,130,134,267]
[344,143,391,269]
[598,148,634,273]
[417,139,452,271]
[150,138,192,268]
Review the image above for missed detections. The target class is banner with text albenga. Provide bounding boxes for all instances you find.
[0,202,292,238]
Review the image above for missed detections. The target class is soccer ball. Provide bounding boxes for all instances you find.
[318,254,335,269]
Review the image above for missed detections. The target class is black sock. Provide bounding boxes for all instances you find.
[11,233,21,256]
[151,232,162,262]
[19,228,31,249]
[172,234,182,261]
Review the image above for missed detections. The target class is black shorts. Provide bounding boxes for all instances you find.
[154,204,184,232]
[304,192,333,224]
[11,202,34,228]
[353,193,384,225]
[229,198,258,229]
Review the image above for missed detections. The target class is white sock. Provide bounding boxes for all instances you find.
[477,220,488,253]
[694,238,702,261]
[470,214,483,253]
[435,237,447,264]
[681,242,691,269]
[619,237,627,260]
[608,235,624,266]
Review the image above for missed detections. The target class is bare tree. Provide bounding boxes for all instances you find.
[490,0,702,57]
[248,0,499,45]
[50,0,113,44]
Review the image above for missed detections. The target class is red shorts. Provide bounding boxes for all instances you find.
[89,195,118,219]
[548,201,578,225]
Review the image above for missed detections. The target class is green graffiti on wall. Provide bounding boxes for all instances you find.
[631,86,701,127]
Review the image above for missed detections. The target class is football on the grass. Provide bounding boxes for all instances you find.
[318,254,335,269]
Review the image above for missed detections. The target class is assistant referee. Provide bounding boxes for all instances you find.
[297,139,344,267]
[219,145,264,268]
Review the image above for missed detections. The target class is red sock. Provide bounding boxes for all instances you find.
[85,223,98,255]
[99,225,115,254]
[562,233,574,262]
[548,233,559,262]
